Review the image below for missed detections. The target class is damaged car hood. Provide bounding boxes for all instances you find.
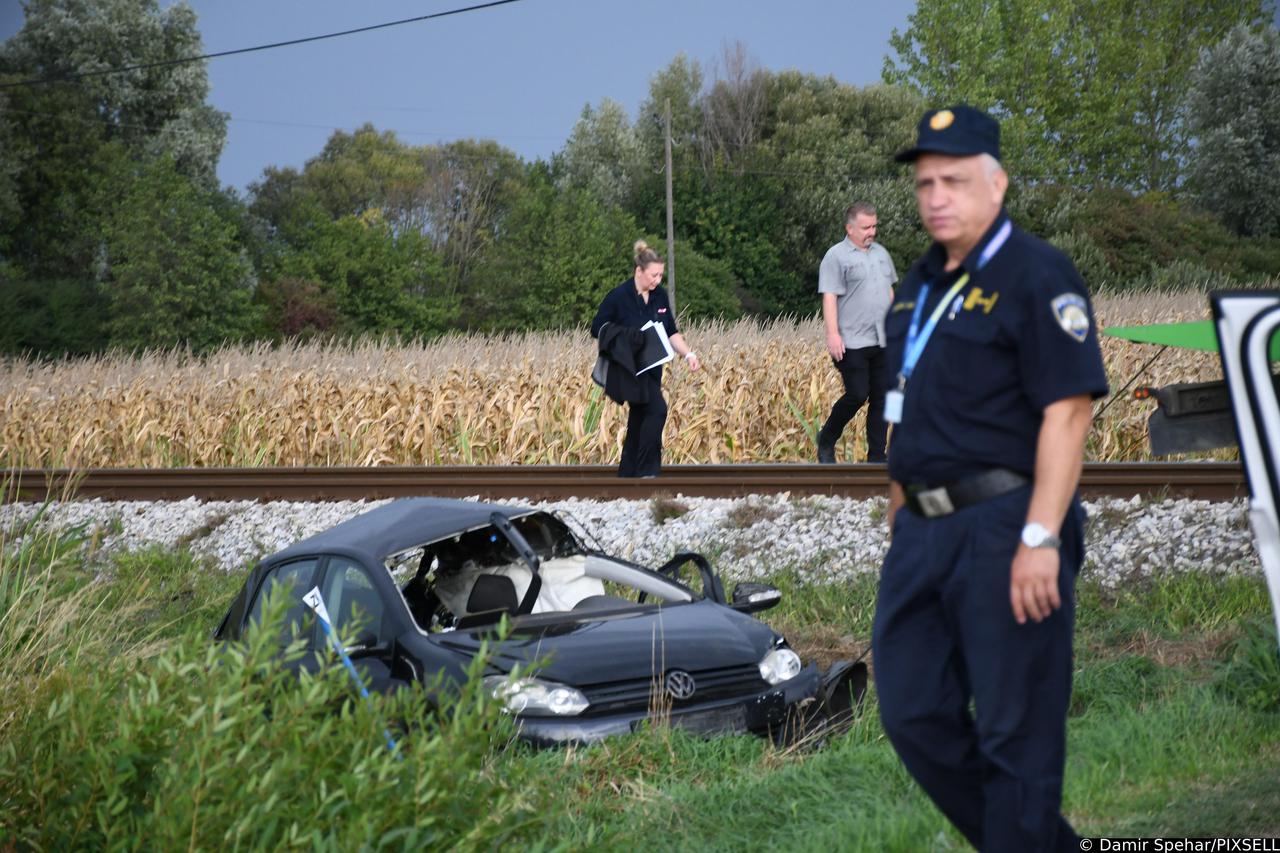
[434,600,777,680]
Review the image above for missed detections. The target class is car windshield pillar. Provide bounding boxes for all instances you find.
[489,512,542,614]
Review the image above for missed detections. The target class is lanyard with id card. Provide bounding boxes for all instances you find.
[884,219,1013,424]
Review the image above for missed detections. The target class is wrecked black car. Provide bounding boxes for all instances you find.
[214,497,865,746]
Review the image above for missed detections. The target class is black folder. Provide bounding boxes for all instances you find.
[636,321,675,374]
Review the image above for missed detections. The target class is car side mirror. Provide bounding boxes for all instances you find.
[731,582,782,613]
[345,630,388,658]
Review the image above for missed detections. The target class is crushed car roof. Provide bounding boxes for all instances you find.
[264,497,535,565]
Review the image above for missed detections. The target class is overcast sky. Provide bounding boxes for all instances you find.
[0,1,914,192]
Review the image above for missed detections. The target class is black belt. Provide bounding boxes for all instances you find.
[904,469,1029,518]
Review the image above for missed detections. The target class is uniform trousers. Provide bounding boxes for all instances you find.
[818,345,890,462]
[618,372,667,478]
[872,485,1084,852]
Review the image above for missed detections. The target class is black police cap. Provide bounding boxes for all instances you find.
[894,104,1001,163]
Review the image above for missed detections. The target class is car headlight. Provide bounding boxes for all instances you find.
[758,647,803,685]
[483,675,590,717]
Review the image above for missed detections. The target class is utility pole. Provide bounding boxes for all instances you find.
[664,98,676,316]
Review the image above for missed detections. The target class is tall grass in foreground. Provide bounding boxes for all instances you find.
[0,626,549,849]
[0,503,134,729]
[0,290,1234,468]
[0,521,563,849]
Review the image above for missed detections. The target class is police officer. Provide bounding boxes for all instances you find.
[590,240,701,478]
[872,105,1108,851]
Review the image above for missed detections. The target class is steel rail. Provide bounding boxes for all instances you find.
[0,463,1246,503]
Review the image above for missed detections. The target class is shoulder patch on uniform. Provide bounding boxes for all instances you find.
[1050,293,1089,342]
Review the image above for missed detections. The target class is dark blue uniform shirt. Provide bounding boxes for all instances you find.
[591,278,680,379]
[885,210,1109,485]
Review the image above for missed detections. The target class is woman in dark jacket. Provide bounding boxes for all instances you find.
[590,240,701,478]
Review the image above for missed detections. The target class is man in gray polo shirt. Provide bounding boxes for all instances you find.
[816,202,897,464]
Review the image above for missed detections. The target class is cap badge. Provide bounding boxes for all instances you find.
[1051,293,1090,342]
[930,110,955,131]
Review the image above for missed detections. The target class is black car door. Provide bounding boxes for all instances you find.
[314,556,410,694]
[244,557,323,675]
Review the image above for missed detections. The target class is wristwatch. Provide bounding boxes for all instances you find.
[1020,522,1061,550]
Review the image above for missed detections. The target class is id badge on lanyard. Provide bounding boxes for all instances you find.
[885,220,1012,425]
[884,275,968,424]
[884,388,905,424]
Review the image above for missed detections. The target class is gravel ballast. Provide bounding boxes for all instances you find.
[0,494,1263,588]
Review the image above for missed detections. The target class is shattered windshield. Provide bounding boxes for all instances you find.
[385,511,582,578]
[391,511,693,632]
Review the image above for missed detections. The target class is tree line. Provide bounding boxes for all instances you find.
[1,0,1278,357]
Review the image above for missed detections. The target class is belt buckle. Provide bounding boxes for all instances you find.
[915,487,955,518]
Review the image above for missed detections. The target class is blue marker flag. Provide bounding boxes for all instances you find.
[303,587,400,758]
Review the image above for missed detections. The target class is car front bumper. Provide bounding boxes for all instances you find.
[514,663,824,747]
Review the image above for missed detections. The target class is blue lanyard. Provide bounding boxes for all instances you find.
[898,219,1013,386]
[901,275,968,383]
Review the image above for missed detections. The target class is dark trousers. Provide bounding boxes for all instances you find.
[818,345,889,462]
[618,374,667,478]
[872,486,1084,852]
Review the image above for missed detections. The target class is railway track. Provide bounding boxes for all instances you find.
[0,462,1248,503]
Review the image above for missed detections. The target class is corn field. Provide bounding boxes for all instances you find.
[0,290,1232,468]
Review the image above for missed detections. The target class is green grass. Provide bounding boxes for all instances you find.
[1,516,1278,849]
[529,716,957,852]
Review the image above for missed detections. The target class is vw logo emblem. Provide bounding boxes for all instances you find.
[664,670,696,700]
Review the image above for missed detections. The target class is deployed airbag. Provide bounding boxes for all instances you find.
[435,555,605,616]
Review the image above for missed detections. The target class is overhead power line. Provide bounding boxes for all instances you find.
[0,105,566,157]
[0,0,528,91]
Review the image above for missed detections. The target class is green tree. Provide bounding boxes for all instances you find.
[623,55,924,316]
[664,245,741,321]
[102,156,259,351]
[1003,181,1280,289]
[468,172,742,331]
[884,0,1268,191]
[246,165,315,240]
[250,128,525,305]
[0,274,111,355]
[273,209,455,338]
[759,75,923,312]
[253,277,340,340]
[0,0,226,186]
[1185,24,1280,237]
[636,53,705,163]
[628,53,706,238]
[418,139,525,288]
[468,166,644,330]
[280,124,422,223]
[556,98,643,210]
[0,0,232,356]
